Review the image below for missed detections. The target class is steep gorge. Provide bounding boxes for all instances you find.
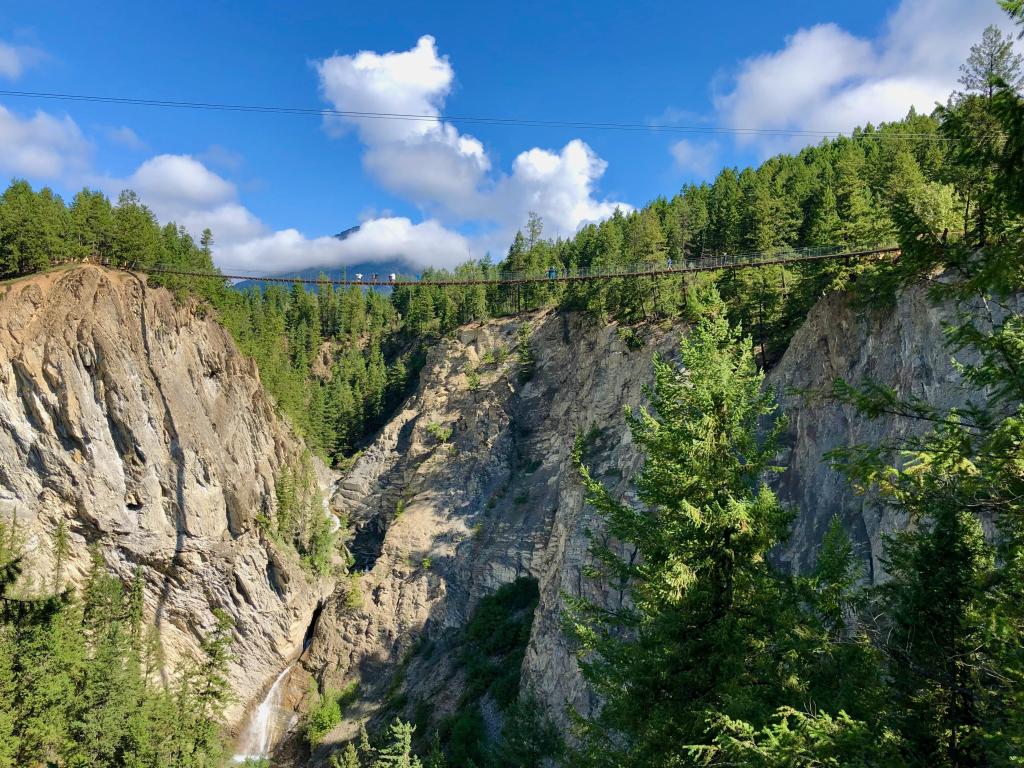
[0,266,336,726]
[1,265,1010,763]
[294,278,1017,760]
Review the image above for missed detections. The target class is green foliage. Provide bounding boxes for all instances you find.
[424,422,452,444]
[306,680,360,746]
[345,572,365,610]
[423,578,542,767]
[274,451,337,575]
[329,718,425,768]
[490,696,565,767]
[823,14,1024,766]
[695,707,904,767]
[460,577,538,707]
[515,322,535,382]
[570,293,879,766]
[0,526,233,768]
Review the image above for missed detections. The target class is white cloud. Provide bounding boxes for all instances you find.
[315,36,629,246]
[103,153,464,272]
[669,139,720,178]
[0,40,42,80]
[103,126,147,151]
[126,154,237,212]
[492,140,625,235]
[0,35,627,274]
[0,105,91,179]
[216,217,471,272]
[97,154,267,250]
[712,0,1010,156]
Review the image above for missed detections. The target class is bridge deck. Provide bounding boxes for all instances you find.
[144,245,900,289]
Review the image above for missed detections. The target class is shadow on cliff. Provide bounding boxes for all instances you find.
[127,273,189,637]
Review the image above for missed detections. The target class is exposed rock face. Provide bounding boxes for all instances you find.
[0,266,333,724]
[301,310,682,748]
[9,265,1008,759]
[303,278,1024,758]
[768,282,1024,582]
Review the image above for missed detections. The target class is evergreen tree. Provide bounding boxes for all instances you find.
[358,722,376,765]
[373,719,422,768]
[829,12,1024,762]
[570,294,876,766]
[334,741,362,768]
[959,24,1024,98]
[110,190,161,268]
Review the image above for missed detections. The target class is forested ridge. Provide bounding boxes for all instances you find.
[0,6,1023,766]
[0,46,980,464]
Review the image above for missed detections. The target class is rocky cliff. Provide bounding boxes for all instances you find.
[297,278,1020,760]
[5,265,1009,760]
[0,266,334,725]
[298,310,683,751]
[769,281,1024,582]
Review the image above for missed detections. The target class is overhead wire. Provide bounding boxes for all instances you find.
[0,89,950,141]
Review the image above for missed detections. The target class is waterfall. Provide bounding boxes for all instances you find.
[325,478,342,533]
[233,663,295,762]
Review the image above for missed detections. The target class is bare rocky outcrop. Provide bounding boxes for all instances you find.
[769,282,1024,582]
[301,278,1023,760]
[300,310,683,750]
[7,264,1012,760]
[0,266,334,725]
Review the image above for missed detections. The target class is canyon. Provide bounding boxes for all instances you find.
[0,265,1004,763]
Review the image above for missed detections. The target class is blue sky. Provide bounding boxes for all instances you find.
[0,0,1011,272]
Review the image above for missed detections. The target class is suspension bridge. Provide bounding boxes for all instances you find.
[143,244,900,289]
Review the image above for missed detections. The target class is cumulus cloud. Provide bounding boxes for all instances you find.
[100,153,464,272]
[126,154,237,211]
[0,40,43,80]
[95,155,271,261]
[109,154,265,246]
[0,35,627,274]
[217,217,472,273]
[669,139,720,178]
[712,0,1010,156]
[315,35,628,246]
[0,105,91,179]
[103,125,147,151]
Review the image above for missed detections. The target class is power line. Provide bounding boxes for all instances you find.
[0,89,949,141]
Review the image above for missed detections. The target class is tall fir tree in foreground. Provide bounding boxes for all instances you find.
[829,5,1024,765]
[569,295,886,767]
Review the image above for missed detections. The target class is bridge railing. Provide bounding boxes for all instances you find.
[142,243,898,288]
[463,243,897,285]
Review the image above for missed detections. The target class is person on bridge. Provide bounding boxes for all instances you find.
[548,266,558,280]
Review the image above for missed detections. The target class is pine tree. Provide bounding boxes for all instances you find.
[68,189,114,262]
[828,18,1024,759]
[0,625,16,768]
[424,733,446,768]
[0,181,55,276]
[333,741,362,768]
[959,24,1024,98]
[110,190,161,269]
[806,165,843,246]
[708,168,743,254]
[358,722,376,765]
[570,293,870,766]
[373,719,422,768]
